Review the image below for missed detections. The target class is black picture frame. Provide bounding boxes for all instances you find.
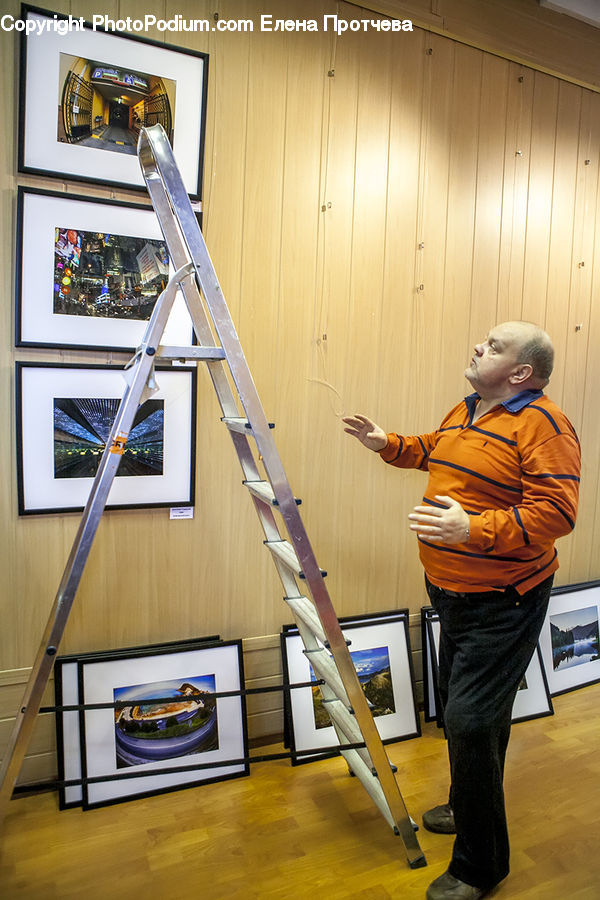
[16,361,197,515]
[281,610,420,765]
[77,639,248,809]
[421,606,554,726]
[15,186,194,352]
[281,608,411,749]
[420,607,438,724]
[54,635,220,809]
[18,4,208,198]
[540,580,600,696]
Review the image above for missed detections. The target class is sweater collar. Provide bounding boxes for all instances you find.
[464,388,544,418]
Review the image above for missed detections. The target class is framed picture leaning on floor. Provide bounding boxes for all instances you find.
[281,610,420,765]
[77,639,248,809]
[539,580,600,696]
[421,606,553,726]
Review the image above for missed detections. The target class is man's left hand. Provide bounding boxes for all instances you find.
[408,495,469,544]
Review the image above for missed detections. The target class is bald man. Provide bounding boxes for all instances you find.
[343,322,580,900]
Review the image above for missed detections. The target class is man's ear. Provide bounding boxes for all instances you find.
[510,364,533,385]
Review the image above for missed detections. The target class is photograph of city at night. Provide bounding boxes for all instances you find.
[54,226,169,320]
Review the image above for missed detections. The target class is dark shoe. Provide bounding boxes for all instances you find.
[422,803,456,834]
[426,870,489,899]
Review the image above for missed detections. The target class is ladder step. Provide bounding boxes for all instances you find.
[284,596,327,644]
[158,345,226,360]
[323,701,374,773]
[264,540,326,579]
[243,481,301,507]
[339,748,395,830]
[322,697,363,744]
[302,647,349,706]
[222,417,275,434]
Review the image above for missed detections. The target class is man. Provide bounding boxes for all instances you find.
[342,322,580,900]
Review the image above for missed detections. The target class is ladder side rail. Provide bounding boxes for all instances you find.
[141,156,295,579]
[139,128,274,443]
[139,129,329,617]
[224,432,301,600]
[139,131,310,605]
[339,748,396,829]
[138,127,425,866]
[141,165,239,420]
[292,620,376,774]
[0,273,183,822]
[137,131,344,632]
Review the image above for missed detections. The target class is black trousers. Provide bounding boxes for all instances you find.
[425,574,554,889]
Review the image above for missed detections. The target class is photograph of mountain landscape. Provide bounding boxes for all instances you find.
[550,605,600,671]
[310,646,395,730]
[282,614,419,764]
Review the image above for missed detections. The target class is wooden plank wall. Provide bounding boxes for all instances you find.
[1,0,599,784]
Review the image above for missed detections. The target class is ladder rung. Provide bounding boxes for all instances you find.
[303,648,349,706]
[322,701,374,773]
[284,596,327,644]
[158,345,226,360]
[243,481,301,507]
[338,748,395,830]
[322,698,362,744]
[264,541,326,579]
[222,417,275,434]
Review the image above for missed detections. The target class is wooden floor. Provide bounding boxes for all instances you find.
[1,683,599,899]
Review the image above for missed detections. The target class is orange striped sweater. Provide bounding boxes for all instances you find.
[379,389,580,594]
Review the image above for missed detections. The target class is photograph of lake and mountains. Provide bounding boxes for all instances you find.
[550,605,600,671]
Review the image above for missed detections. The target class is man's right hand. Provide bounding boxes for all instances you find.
[342,414,388,452]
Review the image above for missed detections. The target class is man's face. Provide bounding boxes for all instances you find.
[465,323,527,397]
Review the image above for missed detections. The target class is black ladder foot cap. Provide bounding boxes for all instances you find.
[408,853,427,869]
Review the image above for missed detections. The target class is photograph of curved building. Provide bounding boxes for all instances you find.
[53,397,164,478]
[54,225,169,320]
[113,676,218,768]
[57,53,176,154]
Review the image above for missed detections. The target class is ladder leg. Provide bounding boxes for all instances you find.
[0,266,189,826]
[135,124,427,867]
[3,124,426,872]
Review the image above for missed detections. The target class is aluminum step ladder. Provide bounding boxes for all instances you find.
[0,124,426,869]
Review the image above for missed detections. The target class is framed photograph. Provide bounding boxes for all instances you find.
[281,612,420,765]
[511,645,554,723]
[19,5,208,196]
[54,635,220,809]
[54,658,83,809]
[16,187,193,352]
[539,580,600,696]
[421,607,442,726]
[78,639,248,809]
[281,608,410,749]
[16,362,196,515]
[421,606,553,725]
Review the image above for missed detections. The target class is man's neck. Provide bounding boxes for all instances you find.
[472,388,526,422]
[472,397,499,422]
